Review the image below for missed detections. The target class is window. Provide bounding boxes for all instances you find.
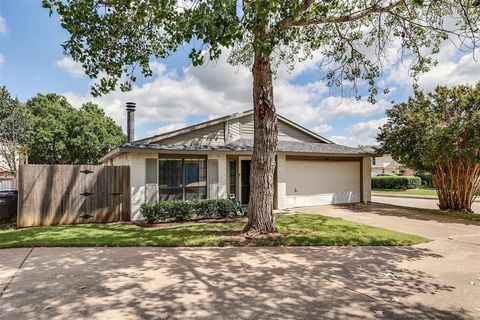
[229,159,237,195]
[184,159,207,200]
[158,157,207,201]
[372,158,377,166]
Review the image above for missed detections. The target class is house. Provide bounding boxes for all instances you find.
[100,103,376,220]
[371,154,415,176]
[0,143,28,189]
[0,144,28,177]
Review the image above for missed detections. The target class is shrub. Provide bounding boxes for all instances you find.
[140,202,170,223]
[192,199,218,219]
[140,199,236,223]
[415,172,433,187]
[371,176,421,190]
[168,200,193,221]
[192,199,235,219]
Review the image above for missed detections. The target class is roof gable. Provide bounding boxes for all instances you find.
[135,110,331,146]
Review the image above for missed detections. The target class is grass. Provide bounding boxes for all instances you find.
[373,188,438,196]
[0,214,427,249]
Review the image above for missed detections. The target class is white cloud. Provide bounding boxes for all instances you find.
[61,49,392,140]
[330,117,387,147]
[56,57,86,78]
[311,124,332,134]
[385,44,480,94]
[0,16,7,36]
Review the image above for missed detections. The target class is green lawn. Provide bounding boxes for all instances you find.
[373,188,438,196]
[0,214,426,249]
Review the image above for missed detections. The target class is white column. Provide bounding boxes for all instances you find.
[129,154,147,220]
[362,157,372,203]
[217,154,227,198]
[276,153,287,210]
[207,153,227,199]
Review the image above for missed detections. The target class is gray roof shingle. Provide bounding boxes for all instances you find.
[119,139,373,155]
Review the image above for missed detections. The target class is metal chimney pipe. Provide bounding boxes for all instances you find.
[126,102,136,143]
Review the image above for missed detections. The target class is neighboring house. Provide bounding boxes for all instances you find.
[100,104,376,220]
[371,154,415,176]
[0,144,27,190]
[0,144,28,178]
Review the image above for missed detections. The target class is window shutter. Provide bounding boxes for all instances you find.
[207,159,219,199]
[145,158,158,203]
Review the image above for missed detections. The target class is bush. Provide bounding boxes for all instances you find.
[140,199,236,223]
[415,172,433,187]
[371,176,421,190]
[169,200,194,221]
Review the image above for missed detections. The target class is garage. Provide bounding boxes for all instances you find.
[285,159,361,208]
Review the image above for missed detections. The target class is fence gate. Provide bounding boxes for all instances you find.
[17,164,130,227]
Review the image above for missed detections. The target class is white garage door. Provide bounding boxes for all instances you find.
[286,160,361,208]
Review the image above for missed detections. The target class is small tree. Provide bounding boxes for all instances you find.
[377,84,480,212]
[43,0,480,232]
[24,94,126,164]
[0,87,28,174]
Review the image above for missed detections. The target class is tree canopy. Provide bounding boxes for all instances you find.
[0,86,28,173]
[377,84,480,211]
[44,0,480,99]
[24,94,126,164]
[378,84,480,171]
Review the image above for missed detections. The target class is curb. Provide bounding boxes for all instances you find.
[372,193,480,203]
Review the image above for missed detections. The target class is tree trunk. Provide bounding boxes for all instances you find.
[243,52,278,234]
[432,158,480,212]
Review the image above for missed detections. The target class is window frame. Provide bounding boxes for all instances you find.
[157,155,207,201]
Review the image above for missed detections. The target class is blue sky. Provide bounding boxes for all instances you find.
[1,1,479,145]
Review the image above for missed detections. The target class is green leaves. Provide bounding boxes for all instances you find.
[24,94,126,164]
[45,0,480,102]
[378,84,480,171]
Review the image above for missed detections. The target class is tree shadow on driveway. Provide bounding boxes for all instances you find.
[327,203,480,227]
[0,245,470,320]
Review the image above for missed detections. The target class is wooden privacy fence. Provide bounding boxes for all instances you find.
[17,164,130,227]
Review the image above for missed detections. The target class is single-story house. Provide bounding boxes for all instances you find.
[100,104,375,220]
[371,154,415,176]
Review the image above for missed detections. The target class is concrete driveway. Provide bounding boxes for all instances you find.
[1,203,480,320]
[372,195,480,214]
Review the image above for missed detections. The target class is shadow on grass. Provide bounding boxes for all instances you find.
[0,214,426,249]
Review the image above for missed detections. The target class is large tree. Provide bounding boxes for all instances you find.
[44,0,480,232]
[0,87,28,174]
[377,84,480,212]
[25,94,126,164]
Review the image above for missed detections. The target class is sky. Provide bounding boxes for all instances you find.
[1,1,479,146]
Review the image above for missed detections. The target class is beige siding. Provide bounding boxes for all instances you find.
[226,119,241,143]
[239,114,322,143]
[152,122,225,146]
[240,114,255,139]
[362,157,372,203]
[278,121,320,143]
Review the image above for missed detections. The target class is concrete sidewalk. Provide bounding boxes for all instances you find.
[1,203,479,320]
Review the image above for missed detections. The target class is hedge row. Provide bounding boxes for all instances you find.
[140,199,237,223]
[371,176,421,190]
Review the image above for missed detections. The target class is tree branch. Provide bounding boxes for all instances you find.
[280,0,405,29]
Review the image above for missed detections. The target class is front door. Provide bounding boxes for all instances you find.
[241,160,251,205]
